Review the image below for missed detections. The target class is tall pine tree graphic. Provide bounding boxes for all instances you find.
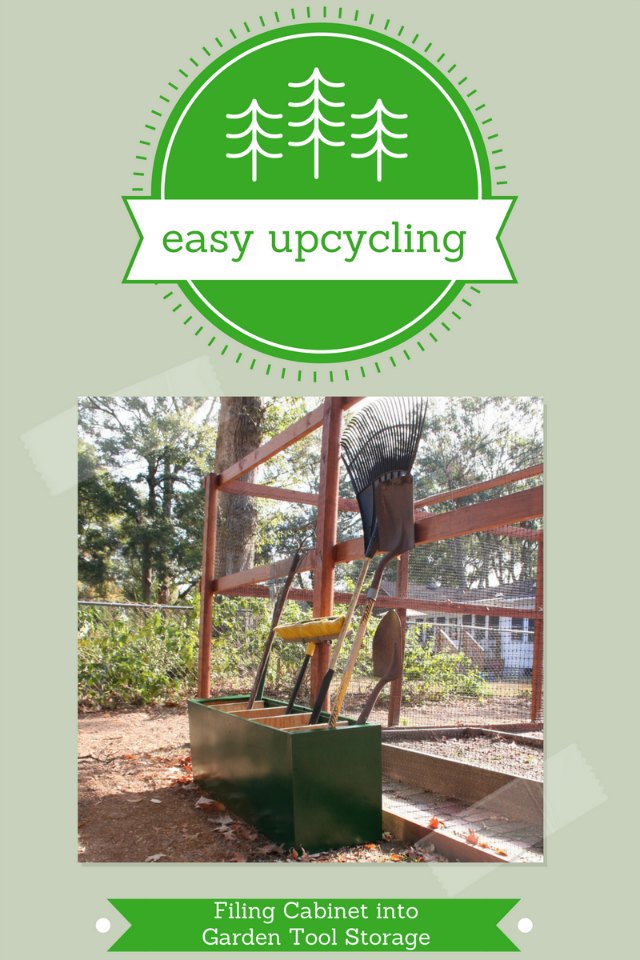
[225,99,283,182]
[287,67,345,179]
[351,99,408,181]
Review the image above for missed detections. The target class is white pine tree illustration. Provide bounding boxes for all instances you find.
[226,99,283,182]
[351,99,408,182]
[287,67,345,180]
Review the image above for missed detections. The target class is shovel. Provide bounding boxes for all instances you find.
[356,610,402,725]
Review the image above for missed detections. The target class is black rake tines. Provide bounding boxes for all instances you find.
[341,397,427,491]
[340,397,427,553]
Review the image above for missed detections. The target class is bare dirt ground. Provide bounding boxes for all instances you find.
[391,735,543,780]
[78,706,446,864]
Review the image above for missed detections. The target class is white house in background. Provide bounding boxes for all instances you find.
[378,581,536,679]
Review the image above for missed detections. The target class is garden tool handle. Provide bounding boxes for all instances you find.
[285,641,316,714]
[248,551,302,708]
[309,556,371,724]
[355,675,389,726]
[328,551,395,728]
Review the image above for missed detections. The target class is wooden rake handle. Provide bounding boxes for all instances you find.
[309,556,371,724]
[328,551,395,728]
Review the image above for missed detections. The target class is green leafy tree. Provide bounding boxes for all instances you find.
[78,397,218,602]
[411,397,543,589]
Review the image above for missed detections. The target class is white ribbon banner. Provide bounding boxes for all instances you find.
[125,199,514,282]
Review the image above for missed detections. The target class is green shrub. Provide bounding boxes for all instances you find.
[78,605,200,707]
[401,627,488,703]
[78,601,487,709]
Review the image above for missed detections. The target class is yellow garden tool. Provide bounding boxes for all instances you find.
[275,616,346,715]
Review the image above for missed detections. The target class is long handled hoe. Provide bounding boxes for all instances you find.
[247,550,302,709]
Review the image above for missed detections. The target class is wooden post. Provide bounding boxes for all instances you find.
[530,532,544,723]
[197,473,219,698]
[311,397,343,706]
[387,553,409,727]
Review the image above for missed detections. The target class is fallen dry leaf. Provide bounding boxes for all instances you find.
[195,796,225,811]
[258,843,284,856]
[171,775,192,785]
[213,825,235,839]
[428,817,440,830]
[145,853,167,862]
[466,830,479,845]
[209,813,234,825]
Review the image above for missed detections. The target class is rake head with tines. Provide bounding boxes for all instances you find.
[341,397,427,556]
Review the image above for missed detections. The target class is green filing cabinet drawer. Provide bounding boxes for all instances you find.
[188,697,382,852]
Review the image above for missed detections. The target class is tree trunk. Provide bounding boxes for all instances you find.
[142,460,157,601]
[157,452,173,604]
[214,397,265,576]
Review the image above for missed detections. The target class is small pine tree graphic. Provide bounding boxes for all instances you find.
[287,67,345,180]
[351,99,408,182]
[226,99,283,182]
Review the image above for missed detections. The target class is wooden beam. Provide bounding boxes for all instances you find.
[531,532,544,723]
[415,463,543,509]
[197,474,219,698]
[485,524,542,542]
[212,550,315,593]
[217,396,363,485]
[383,722,543,738]
[219,477,358,513]
[381,809,509,863]
[387,554,408,727]
[214,583,541,621]
[415,486,543,543]
[383,744,543,828]
[335,486,543,563]
[220,469,543,523]
[311,397,343,704]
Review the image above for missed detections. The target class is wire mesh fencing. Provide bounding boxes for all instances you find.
[387,530,541,729]
[77,524,542,733]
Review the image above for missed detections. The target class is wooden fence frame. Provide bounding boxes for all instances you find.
[197,397,544,725]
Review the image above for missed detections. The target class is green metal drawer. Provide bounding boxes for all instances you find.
[188,696,382,852]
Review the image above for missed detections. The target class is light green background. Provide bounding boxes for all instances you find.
[1,1,638,958]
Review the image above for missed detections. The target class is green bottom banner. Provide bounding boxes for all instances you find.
[108,898,519,952]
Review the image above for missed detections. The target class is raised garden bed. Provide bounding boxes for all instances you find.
[389,734,543,780]
[381,730,543,832]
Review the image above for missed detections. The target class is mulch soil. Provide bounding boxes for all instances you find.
[391,735,543,780]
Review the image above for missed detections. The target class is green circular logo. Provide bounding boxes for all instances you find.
[125,22,514,364]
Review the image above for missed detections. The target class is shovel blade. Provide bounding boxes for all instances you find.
[372,609,403,677]
[374,474,415,554]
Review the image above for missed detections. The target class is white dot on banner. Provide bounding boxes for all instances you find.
[518,918,534,934]
[96,918,111,934]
